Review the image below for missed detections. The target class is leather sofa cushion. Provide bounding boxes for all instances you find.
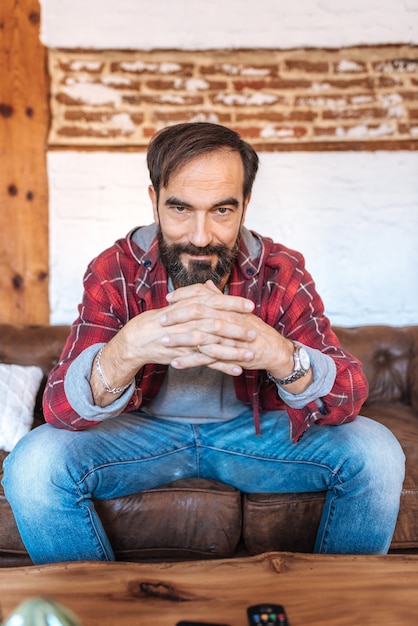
[243,491,325,554]
[95,478,242,560]
[0,449,33,565]
[407,327,418,413]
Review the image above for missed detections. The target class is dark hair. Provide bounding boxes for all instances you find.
[147,122,259,200]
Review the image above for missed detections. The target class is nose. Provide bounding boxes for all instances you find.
[188,212,212,248]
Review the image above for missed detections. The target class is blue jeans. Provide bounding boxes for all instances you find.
[2,410,405,564]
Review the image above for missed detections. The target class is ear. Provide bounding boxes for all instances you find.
[241,193,251,225]
[148,185,159,223]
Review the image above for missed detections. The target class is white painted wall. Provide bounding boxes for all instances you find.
[41,1,418,326]
[40,0,418,49]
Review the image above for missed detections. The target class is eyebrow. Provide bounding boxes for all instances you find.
[165,196,240,208]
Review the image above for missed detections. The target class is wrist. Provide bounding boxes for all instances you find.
[95,347,132,394]
[266,338,295,380]
[90,340,136,406]
[267,342,311,386]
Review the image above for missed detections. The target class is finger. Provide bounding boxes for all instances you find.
[171,353,244,376]
[171,352,216,370]
[166,281,220,303]
[166,285,254,313]
[199,343,255,363]
[160,300,254,328]
[160,322,256,348]
[206,361,243,376]
[204,279,222,293]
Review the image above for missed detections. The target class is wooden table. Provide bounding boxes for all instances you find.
[1,552,418,626]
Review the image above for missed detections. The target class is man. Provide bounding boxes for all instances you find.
[3,122,405,564]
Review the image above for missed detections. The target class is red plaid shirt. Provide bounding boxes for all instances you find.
[43,227,368,442]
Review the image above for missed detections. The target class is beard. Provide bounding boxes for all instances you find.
[157,227,239,289]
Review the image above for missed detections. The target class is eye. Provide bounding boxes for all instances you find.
[216,207,231,215]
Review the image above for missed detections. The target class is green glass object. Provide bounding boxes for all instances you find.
[3,597,82,626]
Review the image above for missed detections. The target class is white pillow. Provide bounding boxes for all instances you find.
[0,364,44,452]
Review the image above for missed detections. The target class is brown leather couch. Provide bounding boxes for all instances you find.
[0,323,417,566]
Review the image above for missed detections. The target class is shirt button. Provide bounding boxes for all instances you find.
[143,260,152,268]
[246,268,255,276]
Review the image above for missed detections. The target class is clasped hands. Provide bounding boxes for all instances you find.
[91,281,314,408]
[91,280,312,407]
[124,279,293,378]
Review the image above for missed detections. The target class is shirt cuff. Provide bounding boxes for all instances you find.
[275,345,336,409]
[64,343,135,422]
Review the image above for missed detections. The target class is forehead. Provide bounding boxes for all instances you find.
[163,149,244,193]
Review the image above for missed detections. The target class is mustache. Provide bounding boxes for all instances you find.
[165,242,232,257]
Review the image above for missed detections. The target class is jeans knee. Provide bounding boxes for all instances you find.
[345,418,405,495]
[369,425,404,479]
[2,425,77,508]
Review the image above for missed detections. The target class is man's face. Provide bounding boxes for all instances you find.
[149,149,250,290]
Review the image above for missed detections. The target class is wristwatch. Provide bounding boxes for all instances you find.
[267,342,311,386]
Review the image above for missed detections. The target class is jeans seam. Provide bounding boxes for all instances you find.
[84,501,113,561]
[76,445,195,487]
[192,425,202,477]
[315,472,343,553]
[72,483,114,561]
[199,444,338,472]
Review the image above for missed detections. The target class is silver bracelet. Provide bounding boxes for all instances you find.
[95,346,132,394]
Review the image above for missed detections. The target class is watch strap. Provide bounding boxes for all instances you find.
[267,343,309,386]
[267,368,308,386]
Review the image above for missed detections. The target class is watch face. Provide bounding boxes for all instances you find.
[299,347,310,371]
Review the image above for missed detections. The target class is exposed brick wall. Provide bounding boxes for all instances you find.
[48,45,418,150]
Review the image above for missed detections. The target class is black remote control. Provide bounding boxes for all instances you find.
[247,604,290,626]
[177,622,230,626]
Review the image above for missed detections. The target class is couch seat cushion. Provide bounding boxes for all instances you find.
[95,478,242,560]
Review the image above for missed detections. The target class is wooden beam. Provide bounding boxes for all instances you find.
[0,0,49,324]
